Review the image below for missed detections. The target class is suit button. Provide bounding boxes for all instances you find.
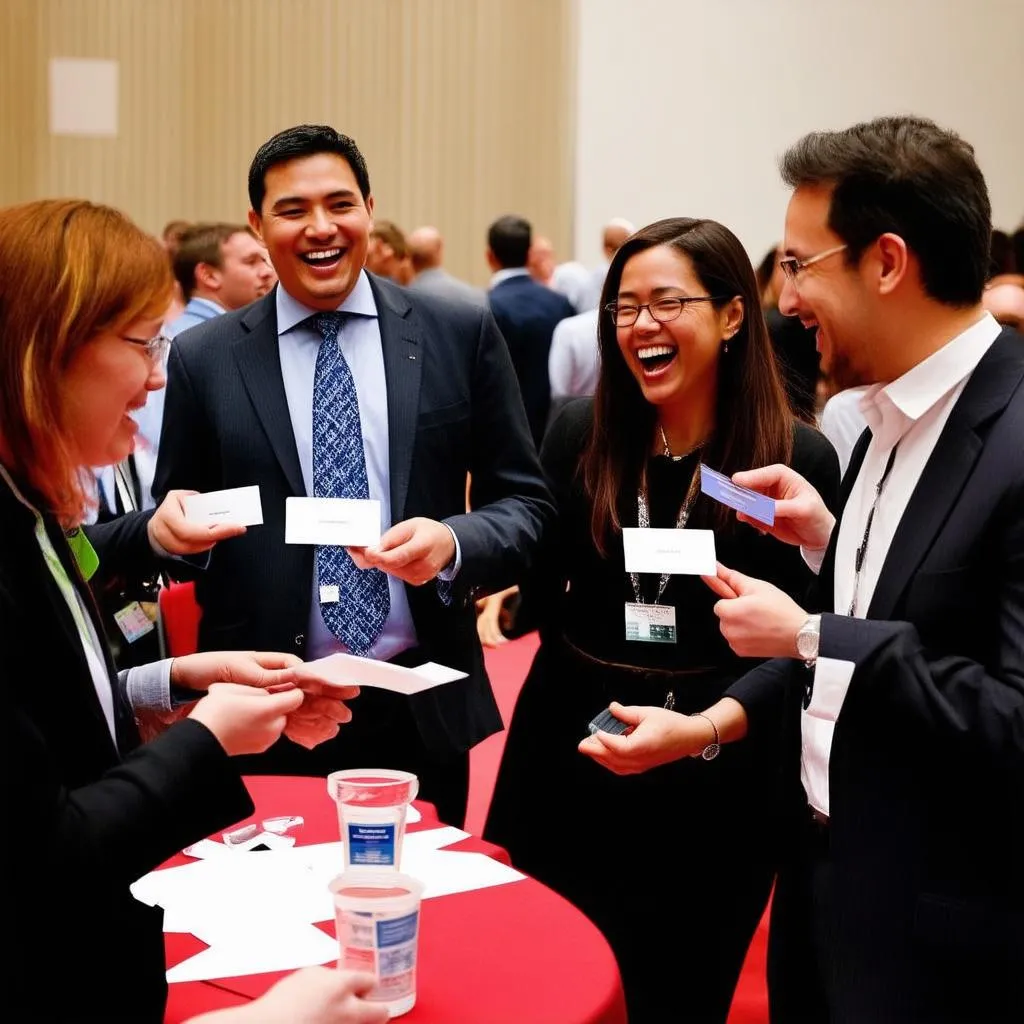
[294,633,305,649]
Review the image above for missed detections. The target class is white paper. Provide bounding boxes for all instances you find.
[166,923,338,983]
[298,652,467,696]
[183,485,263,527]
[285,497,380,546]
[622,527,717,576]
[132,825,525,984]
[49,58,118,137]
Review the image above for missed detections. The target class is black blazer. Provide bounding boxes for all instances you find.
[1,480,252,1022]
[728,328,1024,1023]
[152,275,554,757]
[488,274,575,447]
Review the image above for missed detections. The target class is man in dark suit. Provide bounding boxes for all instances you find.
[580,116,1023,1022]
[486,215,575,447]
[153,125,553,827]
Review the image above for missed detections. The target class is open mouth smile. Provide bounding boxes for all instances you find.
[636,344,678,376]
[300,247,344,270]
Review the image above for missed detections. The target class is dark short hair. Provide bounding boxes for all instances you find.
[780,115,991,306]
[487,215,531,268]
[248,124,371,212]
[172,222,250,298]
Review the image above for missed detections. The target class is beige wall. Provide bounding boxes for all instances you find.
[574,0,1024,267]
[0,0,575,286]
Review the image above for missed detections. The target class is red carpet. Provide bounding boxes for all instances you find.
[470,632,770,1024]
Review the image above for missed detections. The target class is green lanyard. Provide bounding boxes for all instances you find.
[0,466,99,655]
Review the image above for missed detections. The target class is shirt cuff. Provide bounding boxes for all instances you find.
[437,524,463,581]
[801,543,828,575]
[123,658,174,713]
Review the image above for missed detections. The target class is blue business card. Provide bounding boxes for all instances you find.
[699,464,776,526]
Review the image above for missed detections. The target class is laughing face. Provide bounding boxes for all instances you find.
[778,184,876,391]
[248,152,374,311]
[615,244,739,413]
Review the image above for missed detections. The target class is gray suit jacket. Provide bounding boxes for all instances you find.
[409,267,486,308]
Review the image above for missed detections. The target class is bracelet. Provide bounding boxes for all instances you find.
[690,712,721,761]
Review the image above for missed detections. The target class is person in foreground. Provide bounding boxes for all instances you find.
[582,117,1024,1023]
[0,198,373,1023]
[485,217,839,1022]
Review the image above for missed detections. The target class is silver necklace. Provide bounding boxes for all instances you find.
[659,424,707,462]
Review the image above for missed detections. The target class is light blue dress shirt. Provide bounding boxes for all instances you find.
[277,273,454,662]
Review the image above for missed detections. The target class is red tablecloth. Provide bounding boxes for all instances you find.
[163,776,626,1024]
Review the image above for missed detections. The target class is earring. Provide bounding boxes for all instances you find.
[723,340,730,354]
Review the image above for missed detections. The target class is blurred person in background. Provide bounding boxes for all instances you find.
[757,242,820,422]
[160,218,191,322]
[528,232,595,313]
[488,215,575,447]
[407,225,486,307]
[366,218,412,283]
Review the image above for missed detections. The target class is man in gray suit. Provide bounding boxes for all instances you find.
[407,226,486,307]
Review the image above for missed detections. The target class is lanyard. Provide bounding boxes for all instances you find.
[848,442,900,617]
[0,465,97,653]
[630,463,701,606]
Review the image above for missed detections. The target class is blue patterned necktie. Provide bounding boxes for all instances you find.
[312,311,390,655]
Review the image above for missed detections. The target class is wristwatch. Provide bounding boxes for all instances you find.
[796,614,821,666]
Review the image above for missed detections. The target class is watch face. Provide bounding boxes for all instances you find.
[797,630,816,660]
[701,743,720,761]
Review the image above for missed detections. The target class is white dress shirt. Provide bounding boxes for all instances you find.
[801,313,1002,815]
[818,386,870,477]
[549,308,600,398]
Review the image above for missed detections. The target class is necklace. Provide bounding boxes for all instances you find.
[658,424,707,462]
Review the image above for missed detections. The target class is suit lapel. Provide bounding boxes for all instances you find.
[868,330,1024,619]
[232,292,306,497]
[371,276,423,523]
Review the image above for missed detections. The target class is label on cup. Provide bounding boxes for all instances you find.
[340,907,419,1002]
[348,822,396,866]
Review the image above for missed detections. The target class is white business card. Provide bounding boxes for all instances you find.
[622,527,717,576]
[297,652,468,696]
[285,497,381,547]
[182,485,263,527]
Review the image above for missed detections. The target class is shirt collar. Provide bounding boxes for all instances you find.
[185,296,225,319]
[276,270,379,336]
[489,267,530,289]
[859,312,1001,447]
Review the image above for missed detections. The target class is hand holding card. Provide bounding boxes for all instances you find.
[699,465,776,526]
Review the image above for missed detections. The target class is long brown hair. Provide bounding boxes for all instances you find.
[583,217,793,553]
[0,199,172,524]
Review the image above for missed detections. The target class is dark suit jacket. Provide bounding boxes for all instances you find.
[488,274,575,447]
[728,328,1024,1023]
[1,479,252,1022]
[153,275,554,757]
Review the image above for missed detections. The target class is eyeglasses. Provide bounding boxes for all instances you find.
[605,295,722,328]
[122,332,171,364]
[778,243,848,282]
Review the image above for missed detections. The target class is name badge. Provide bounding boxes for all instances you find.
[114,601,156,644]
[624,602,676,644]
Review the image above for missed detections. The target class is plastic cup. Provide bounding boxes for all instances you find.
[329,870,425,1018]
[327,769,419,872]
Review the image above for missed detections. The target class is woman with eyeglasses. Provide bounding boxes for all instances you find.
[0,199,382,1024]
[485,218,840,1023]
